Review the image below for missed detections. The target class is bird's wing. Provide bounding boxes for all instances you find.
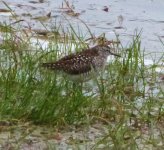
[60,49,99,75]
[42,49,99,75]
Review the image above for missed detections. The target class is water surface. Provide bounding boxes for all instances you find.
[0,0,164,58]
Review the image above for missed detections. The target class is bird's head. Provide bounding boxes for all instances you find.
[99,45,121,57]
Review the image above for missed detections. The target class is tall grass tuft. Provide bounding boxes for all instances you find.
[0,21,163,149]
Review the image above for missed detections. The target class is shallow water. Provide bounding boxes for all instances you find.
[0,0,164,59]
[0,0,164,98]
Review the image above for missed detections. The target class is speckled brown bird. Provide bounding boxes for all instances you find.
[42,45,120,82]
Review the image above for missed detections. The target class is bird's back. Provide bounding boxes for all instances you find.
[42,48,100,75]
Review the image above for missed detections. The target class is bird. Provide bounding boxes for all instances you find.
[42,45,120,82]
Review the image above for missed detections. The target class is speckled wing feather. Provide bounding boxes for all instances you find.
[42,48,99,75]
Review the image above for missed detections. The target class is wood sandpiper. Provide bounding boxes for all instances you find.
[42,45,120,82]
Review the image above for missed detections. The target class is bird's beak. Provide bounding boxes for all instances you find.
[108,47,121,57]
[110,51,121,57]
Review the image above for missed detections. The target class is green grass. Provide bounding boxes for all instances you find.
[0,22,163,149]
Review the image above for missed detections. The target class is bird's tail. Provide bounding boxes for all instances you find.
[41,62,57,70]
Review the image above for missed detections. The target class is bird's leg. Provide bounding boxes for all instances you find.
[72,81,83,94]
[92,68,105,98]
